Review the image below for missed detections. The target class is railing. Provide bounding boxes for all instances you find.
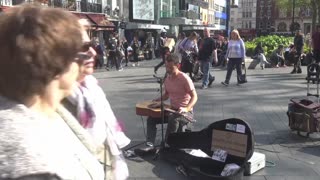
[160,10,200,19]
[7,0,102,13]
[78,0,101,13]
[0,0,12,6]
[12,0,30,5]
[47,0,77,11]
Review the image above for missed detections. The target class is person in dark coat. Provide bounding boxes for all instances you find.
[291,29,304,74]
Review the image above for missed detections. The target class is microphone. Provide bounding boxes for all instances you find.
[153,73,167,83]
[153,74,163,80]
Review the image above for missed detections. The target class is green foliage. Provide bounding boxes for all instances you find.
[245,35,293,58]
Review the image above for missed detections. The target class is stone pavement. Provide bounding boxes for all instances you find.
[94,59,320,180]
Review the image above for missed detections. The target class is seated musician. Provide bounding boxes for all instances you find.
[139,53,198,152]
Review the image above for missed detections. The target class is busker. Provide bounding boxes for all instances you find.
[137,54,198,153]
[291,29,304,74]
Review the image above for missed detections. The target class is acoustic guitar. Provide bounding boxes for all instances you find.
[136,101,171,118]
[136,101,196,123]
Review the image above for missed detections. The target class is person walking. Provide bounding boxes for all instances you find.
[173,32,186,61]
[122,38,129,67]
[154,31,167,74]
[131,36,140,66]
[179,32,199,81]
[291,29,304,74]
[311,25,320,63]
[198,27,217,89]
[221,29,246,86]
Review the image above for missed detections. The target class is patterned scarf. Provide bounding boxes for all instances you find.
[69,82,96,129]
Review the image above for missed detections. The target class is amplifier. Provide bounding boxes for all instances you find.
[244,151,266,175]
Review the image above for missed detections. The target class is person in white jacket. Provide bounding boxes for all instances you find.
[62,19,131,180]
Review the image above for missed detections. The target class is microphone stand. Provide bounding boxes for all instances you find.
[153,74,167,160]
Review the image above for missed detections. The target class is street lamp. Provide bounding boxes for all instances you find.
[291,0,296,35]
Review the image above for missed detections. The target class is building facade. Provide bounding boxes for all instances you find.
[256,0,276,36]
[158,0,228,37]
[235,0,257,40]
[274,4,312,35]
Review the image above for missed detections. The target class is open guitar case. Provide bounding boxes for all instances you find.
[161,118,254,180]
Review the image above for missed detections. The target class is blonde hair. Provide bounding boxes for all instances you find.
[230,29,241,40]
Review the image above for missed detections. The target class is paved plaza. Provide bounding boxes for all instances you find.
[94,59,320,180]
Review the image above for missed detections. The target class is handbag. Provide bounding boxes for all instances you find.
[117,47,125,58]
[238,62,247,84]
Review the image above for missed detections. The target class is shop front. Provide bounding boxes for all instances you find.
[72,12,115,53]
[180,25,218,38]
[124,23,169,59]
[237,29,256,41]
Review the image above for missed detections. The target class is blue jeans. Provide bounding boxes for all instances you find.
[200,60,214,86]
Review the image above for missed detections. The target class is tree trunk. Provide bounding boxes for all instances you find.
[313,0,320,25]
[311,0,317,32]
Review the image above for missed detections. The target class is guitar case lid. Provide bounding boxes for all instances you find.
[162,118,254,180]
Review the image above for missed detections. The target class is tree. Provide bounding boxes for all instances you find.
[275,0,319,32]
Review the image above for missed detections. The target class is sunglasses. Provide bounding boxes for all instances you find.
[74,52,91,63]
[81,42,95,52]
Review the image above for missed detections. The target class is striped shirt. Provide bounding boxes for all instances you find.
[226,39,246,60]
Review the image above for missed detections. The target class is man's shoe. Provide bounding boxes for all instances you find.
[201,85,208,89]
[134,144,156,156]
[290,69,297,74]
[297,68,302,74]
[208,77,215,87]
[221,81,229,86]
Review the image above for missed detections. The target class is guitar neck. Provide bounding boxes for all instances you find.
[164,108,196,123]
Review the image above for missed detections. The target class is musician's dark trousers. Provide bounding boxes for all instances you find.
[146,111,193,145]
[181,59,194,80]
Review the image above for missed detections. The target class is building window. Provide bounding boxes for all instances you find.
[214,4,219,11]
[222,6,226,13]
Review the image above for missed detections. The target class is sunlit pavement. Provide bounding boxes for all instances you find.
[94,58,320,180]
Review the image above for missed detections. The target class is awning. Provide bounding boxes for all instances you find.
[125,22,169,30]
[72,12,115,31]
[86,14,115,30]
[182,25,216,31]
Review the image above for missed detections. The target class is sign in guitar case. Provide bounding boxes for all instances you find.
[161,118,254,180]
